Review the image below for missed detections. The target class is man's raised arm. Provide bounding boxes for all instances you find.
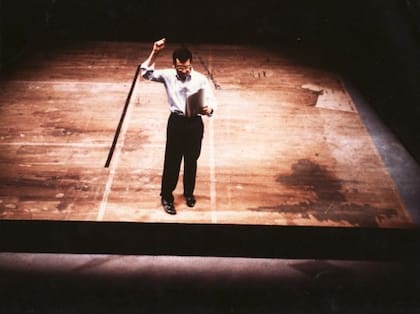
[142,38,166,68]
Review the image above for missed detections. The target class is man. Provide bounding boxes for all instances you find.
[141,38,217,215]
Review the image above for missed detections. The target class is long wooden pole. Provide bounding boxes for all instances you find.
[104,64,141,168]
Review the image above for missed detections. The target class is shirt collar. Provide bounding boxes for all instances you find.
[176,68,193,82]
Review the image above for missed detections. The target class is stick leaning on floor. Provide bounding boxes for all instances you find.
[104,64,141,168]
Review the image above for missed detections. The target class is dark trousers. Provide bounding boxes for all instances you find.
[161,113,204,202]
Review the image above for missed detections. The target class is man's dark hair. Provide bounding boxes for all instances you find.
[172,47,193,64]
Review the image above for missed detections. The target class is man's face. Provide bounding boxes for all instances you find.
[174,58,192,81]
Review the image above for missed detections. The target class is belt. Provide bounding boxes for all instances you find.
[171,111,200,118]
[172,110,185,116]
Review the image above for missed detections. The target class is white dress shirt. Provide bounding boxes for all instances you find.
[141,62,217,116]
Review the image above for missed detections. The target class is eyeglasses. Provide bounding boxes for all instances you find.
[175,65,192,71]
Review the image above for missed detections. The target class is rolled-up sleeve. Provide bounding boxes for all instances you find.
[140,62,164,82]
[203,78,218,114]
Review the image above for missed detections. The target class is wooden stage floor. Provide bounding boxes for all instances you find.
[0,41,413,228]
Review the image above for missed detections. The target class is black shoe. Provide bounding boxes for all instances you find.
[185,195,196,207]
[161,198,176,215]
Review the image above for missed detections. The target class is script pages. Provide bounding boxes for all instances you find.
[185,88,204,117]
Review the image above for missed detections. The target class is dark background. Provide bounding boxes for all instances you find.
[1,0,420,163]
